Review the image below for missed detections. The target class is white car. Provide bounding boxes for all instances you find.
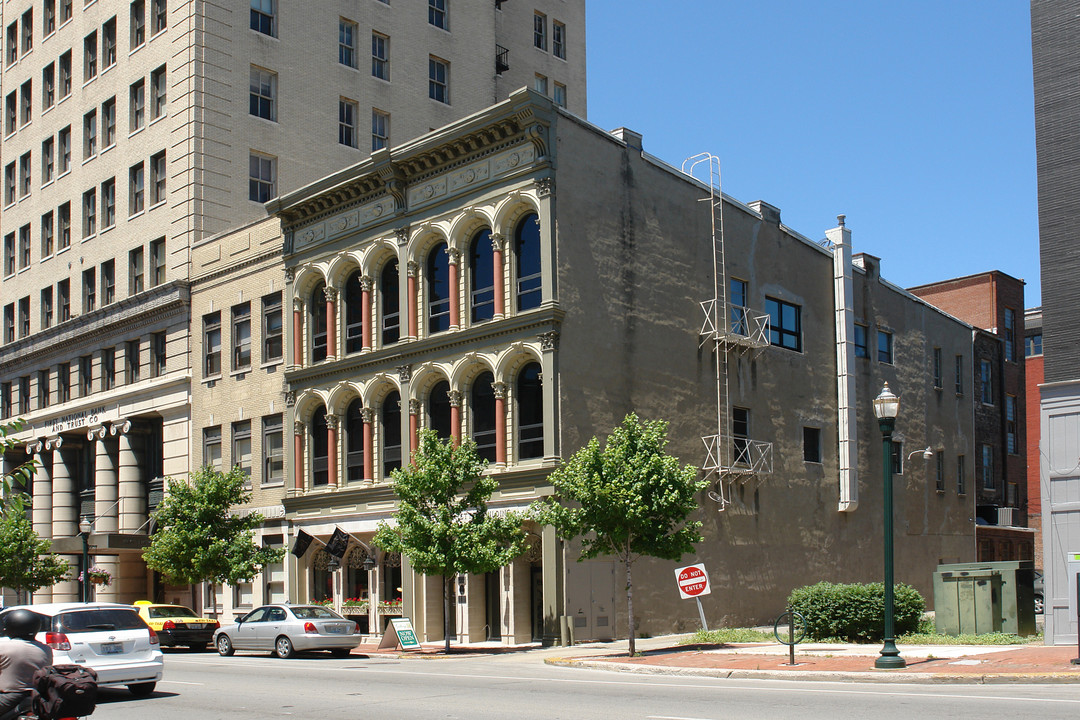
[0,602,164,696]
[214,604,363,658]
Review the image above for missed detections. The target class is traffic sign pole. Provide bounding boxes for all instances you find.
[695,597,708,632]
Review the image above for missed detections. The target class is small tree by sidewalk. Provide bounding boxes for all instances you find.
[537,413,705,656]
[374,430,529,653]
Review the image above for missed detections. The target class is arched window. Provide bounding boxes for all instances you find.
[381,260,399,345]
[429,380,451,440]
[515,213,541,311]
[345,398,364,483]
[382,391,401,477]
[310,282,328,362]
[426,242,450,333]
[472,371,496,462]
[344,272,364,355]
[470,229,494,323]
[311,406,329,486]
[517,362,543,459]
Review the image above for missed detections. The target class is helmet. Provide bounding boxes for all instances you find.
[3,609,41,640]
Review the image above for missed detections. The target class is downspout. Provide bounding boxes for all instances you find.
[828,216,858,512]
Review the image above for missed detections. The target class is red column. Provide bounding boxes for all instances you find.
[448,248,461,330]
[293,421,305,491]
[409,399,420,462]
[326,415,338,488]
[325,287,338,360]
[492,234,505,319]
[361,276,373,350]
[361,408,374,482]
[449,390,462,447]
[407,261,419,339]
[292,299,303,367]
[494,382,507,466]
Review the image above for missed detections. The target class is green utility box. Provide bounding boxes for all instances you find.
[933,560,1036,636]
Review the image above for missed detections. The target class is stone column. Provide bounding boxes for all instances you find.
[493,382,507,467]
[360,276,374,351]
[540,331,561,460]
[292,297,304,368]
[48,437,78,602]
[541,524,564,646]
[536,177,557,306]
[324,287,338,361]
[326,413,339,489]
[89,425,118,603]
[293,420,305,492]
[114,420,143,533]
[29,442,52,603]
[408,399,420,463]
[448,390,462,447]
[491,233,506,319]
[406,261,419,339]
[447,248,461,330]
[361,408,374,482]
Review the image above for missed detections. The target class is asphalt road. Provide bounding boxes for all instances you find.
[91,648,1080,720]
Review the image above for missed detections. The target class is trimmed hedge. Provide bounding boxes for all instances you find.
[786,582,925,643]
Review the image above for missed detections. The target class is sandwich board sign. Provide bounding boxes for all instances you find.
[674,563,711,631]
[379,617,421,651]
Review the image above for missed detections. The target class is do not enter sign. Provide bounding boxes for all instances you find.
[675,563,711,599]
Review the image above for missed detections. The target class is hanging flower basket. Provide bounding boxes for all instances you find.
[78,567,112,587]
[342,598,369,610]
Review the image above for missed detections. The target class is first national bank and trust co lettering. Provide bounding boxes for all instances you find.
[47,406,109,434]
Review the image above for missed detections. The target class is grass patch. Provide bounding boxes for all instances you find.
[897,631,1043,645]
[681,628,775,645]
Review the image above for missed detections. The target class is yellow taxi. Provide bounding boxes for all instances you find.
[134,601,219,650]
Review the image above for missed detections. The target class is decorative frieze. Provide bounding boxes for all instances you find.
[539,331,560,351]
[397,364,413,382]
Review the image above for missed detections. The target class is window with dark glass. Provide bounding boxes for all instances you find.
[38,369,50,408]
[470,229,494,323]
[729,278,747,335]
[803,427,821,463]
[344,272,364,354]
[59,51,71,98]
[130,79,144,130]
[17,376,29,413]
[955,354,964,395]
[129,246,144,294]
[203,426,221,470]
[101,259,114,304]
[151,331,166,376]
[41,211,54,257]
[250,0,274,36]
[41,287,53,328]
[58,362,70,402]
[428,57,448,103]
[149,236,165,285]
[126,339,140,383]
[1006,394,1017,454]
[3,304,13,343]
[101,178,115,229]
[429,381,451,440]
[382,391,401,477]
[933,347,943,388]
[102,97,116,148]
[980,359,992,404]
[381,260,399,344]
[1004,308,1016,362]
[428,0,447,29]
[981,444,994,490]
[84,31,97,81]
[82,268,95,312]
[152,0,166,34]
[515,213,541,311]
[426,243,450,333]
[345,399,364,483]
[310,283,327,362]
[339,19,356,68]
[553,21,566,59]
[102,348,115,390]
[102,17,116,69]
[263,414,283,484]
[79,355,92,396]
[311,407,329,487]
[249,66,275,120]
[232,302,251,370]
[18,297,29,338]
[765,297,801,351]
[533,12,546,49]
[151,66,166,119]
[732,407,750,464]
[233,420,252,482]
[891,441,904,475]
[262,292,282,361]
[877,330,893,363]
[43,64,55,111]
[517,363,543,459]
[57,279,69,320]
[936,452,945,492]
[130,0,145,47]
[203,311,221,376]
[472,372,496,462]
[371,32,388,79]
[18,224,30,268]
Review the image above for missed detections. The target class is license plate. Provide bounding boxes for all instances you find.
[325,625,345,634]
[101,642,123,654]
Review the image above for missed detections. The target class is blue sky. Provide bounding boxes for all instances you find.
[585,1,1040,305]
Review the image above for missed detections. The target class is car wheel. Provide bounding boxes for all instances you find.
[128,682,156,697]
[216,634,235,656]
[330,648,350,658]
[274,635,295,659]
[1035,595,1045,615]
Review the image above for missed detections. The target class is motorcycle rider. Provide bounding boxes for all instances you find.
[0,609,52,720]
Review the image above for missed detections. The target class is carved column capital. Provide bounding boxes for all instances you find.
[284,267,295,284]
[360,275,375,292]
[325,414,339,431]
[539,330,560,351]
[360,408,375,424]
[535,177,554,198]
[285,390,296,407]
[294,420,306,436]
[87,425,107,441]
[447,247,462,265]
[397,364,413,382]
[45,435,63,450]
[395,225,411,246]
[409,398,421,415]
[323,287,339,304]
[292,297,305,314]
[110,419,131,436]
[26,440,43,455]
[448,390,463,408]
[492,382,507,400]
[407,261,419,277]
[490,233,507,252]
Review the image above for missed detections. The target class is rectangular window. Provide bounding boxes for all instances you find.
[83,109,97,158]
[1004,307,1015,362]
[891,440,904,475]
[4,92,13,136]
[129,246,144,294]
[151,331,166,377]
[84,30,97,81]
[58,201,70,249]
[339,19,357,68]
[38,369,51,408]
[232,302,251,371]
[981,444,994,491]
[553,20,566,59]
[57,278,69,321]
[150,65,166,119]
[371,109,389,152]
[102,17,116,69]
[3,234,13,275]
[338,99,357,148]
[262,415,284,484]
[263,292,282,361]
[21,9,32,55]
[765,296,801,351]
[41,287,53,328]
[248,152,275,202]
[1026,334,1043,357]
[17,377,29,414]
[428,0,447,29]
[18,224,30,268]
[149,236,165,286]
[101,178,115,229]
[935,453,945,491]
[126,339,140,383]
[130,0,145,48]
[371,32,388,79]
[79,355,93,396]
[553,82,566,107]
[803,427,821,463]
[152,0,166,34]
[150,150,166,204]
[129,162,144,214]
[534,74,547,95]
[728,279,748,335]
[82,187,96,238]
[18,152,30,197]
[250,0,274,36]
[3,304,13,343]
[18,297,29,338]
[59,51,71,98]
[204,311,221,376]
[533,12,546,49]
[40,211,54,257]
[101,259,114,304]
[877,329,893,363]
[1006,394,1018,455]
[232,421,252,482]
[130,79,144,130]
[1,383,11,419]
[82,267,96,312]
[732,406,750,465]
[20,80,32,126]
[43,63,55,110]
[428,57,448,103]
[102,347,115,390]
[102,97,116,148]
[933,347,942,389]
[249,66,275,120]
[4,163,14,205]
[957,454,966,494]
[45,1,56,36]
[58,125,70,173]
[955,354,964,395]
[980,359,992,404]
[203,426,222,470]
[57,362,70,403]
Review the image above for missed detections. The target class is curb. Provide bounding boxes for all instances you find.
[543,657,1080,684]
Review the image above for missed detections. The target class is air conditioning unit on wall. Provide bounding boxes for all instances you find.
[997,506,1018,527]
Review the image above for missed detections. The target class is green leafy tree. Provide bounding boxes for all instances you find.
[538,413,706,656]
[374,430,529,652]
[0,512,70,601]
[0,419,37,516]
[143,466,285,614]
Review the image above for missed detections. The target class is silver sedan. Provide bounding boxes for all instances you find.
[213,604,363,658]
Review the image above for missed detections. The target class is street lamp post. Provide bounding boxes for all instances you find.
[873,382,905,669]
[78,517,93,603]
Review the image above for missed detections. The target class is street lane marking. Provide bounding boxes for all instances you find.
[160,680,204,685]
[648,716,715,720]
